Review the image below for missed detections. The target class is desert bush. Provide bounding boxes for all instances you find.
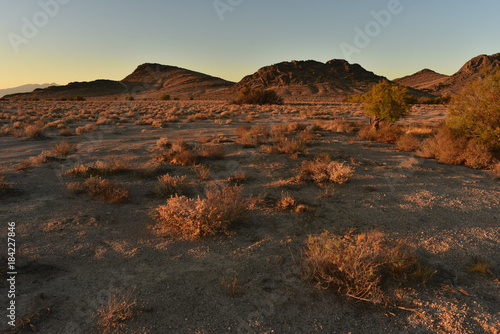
[154,174,188,198]
[52,139,76,156]
[396,134,421,152]
[416,127,467,165]
[193,164,211,180]
[156,137,171,149]
[466,258,492,276]
[155,185,246,239]
[228,171,248,184]
[59,127,74,136]
[301,155,353,185]
[297,130,315,143]
[325,119,356,133]
[125,96,134,101]
[363,81,411,128]
[64,160,129,177]
[448,68,500,149]
[236,125,269,148]
[24,124,45,139]
[199,144,225,159]
[96,289,137,333]
[358,123,403,144]
[74,176,129,204]
[463,140,493,169]
[155,139,198,166]
[303,230,417,304]
[234,87,283,105]
[160,94,171,101]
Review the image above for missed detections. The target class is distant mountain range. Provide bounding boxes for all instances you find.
[3,53,499,101]
[0,83,57,98]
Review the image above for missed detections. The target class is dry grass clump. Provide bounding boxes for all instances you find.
[221,275,241,297]
[236,125,269,148]
[261,138,307,159]
[303,230,418,304]
[228,171,248,184]
[396,134,421,152]
[358,123,402,143]
[24,124,45,139]
[301,155,354,185]
[466,258,493,276]
[28,150,54,165]
[59,127,74,136]
[193,164,211,180]
[156,137,171,149]
[96,290,137,334]
[155,139,198,166]
[155,185,246,239]
[154,174,188,198]
[198,144,225,159]
[64,160,129,177]
[69,176,129,204]
[51,139,76,156]
[325,119,356,133]
[75,124,98,135]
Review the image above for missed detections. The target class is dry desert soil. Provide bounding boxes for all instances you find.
[0,101,499,334]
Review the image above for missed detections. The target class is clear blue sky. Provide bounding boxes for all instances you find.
[1,0,499,89]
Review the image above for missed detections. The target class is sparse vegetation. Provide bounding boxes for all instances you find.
[70,176,130,204]
[96,289,137,334]
[222,275,241,297]
[234,87,283,105]
[193,164,211,180]
[51,139,76,156]
[155,185,246,239]
[64,160,129,177]
[466,258,493,276]
[24,124,45,139]
[155,138,198,166]
[358,122,403,144]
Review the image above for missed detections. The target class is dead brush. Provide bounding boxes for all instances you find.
[236,125,269,148]
[301,155,354,185]
[466,258,493,276]
[155,139,198,166]
[64,160,129,177]
[193,164,211,180]
[303,230,418,304]
[24,124,45,139]
[96,289,138,334]
[51,139,76,156]
[396,134,421,152]
[325,119,356,133]
[198,144,225,159]
[71,176,129,204]
[222,275,242,297]
[417,127,467,165]
[276,192,308,213]
[228,171,247,184]
[155,185,246,239]
[358,123,403,143]
[154,174,188,198]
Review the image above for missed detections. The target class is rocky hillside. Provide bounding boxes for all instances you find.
[224,59,388,101]
[394,69,449,91]
[0,83,58,98]
[122,63,234,98]
[428,53,500,95]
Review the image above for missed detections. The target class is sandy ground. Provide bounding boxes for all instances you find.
[0,101,499,334]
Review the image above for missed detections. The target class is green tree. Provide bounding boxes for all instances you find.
[447,69,500,149]
[363,81,411,129]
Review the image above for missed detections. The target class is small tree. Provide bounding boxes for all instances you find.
[447,68,500,150]
[363,81,411,129]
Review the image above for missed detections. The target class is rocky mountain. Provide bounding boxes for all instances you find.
[122,63,234,98]
[224,59,390,101]
[0,83,57,98]
[393,69,449,91]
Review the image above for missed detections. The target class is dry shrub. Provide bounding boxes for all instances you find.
[236,125,268,148]
[24,124,45,139]
[326,119,356,133]
[270,123,288,141]
[466,258,493,276]
[155,139,197,166]
[417,128,467,165]
[358,123,402,143]
[29,150,53,165]
[396,134,421,152]
[492,161,500,179]
[156,137,171,149]
[96,290,137,334]
[287,122,307,133]
[463,140,493,169]
[64,160,129,177]
[59,127,74,136]
[155,185,246,239]
[297,130,315,143]
[303,230,417,304]
[301,155,353,185]
[154,174,188,197]
[199,144,225,159]
[193,164,211,180]
[52,139,76,156]
[77,176,129,204]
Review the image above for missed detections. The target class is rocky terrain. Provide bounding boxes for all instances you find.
[394,69,449,91]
